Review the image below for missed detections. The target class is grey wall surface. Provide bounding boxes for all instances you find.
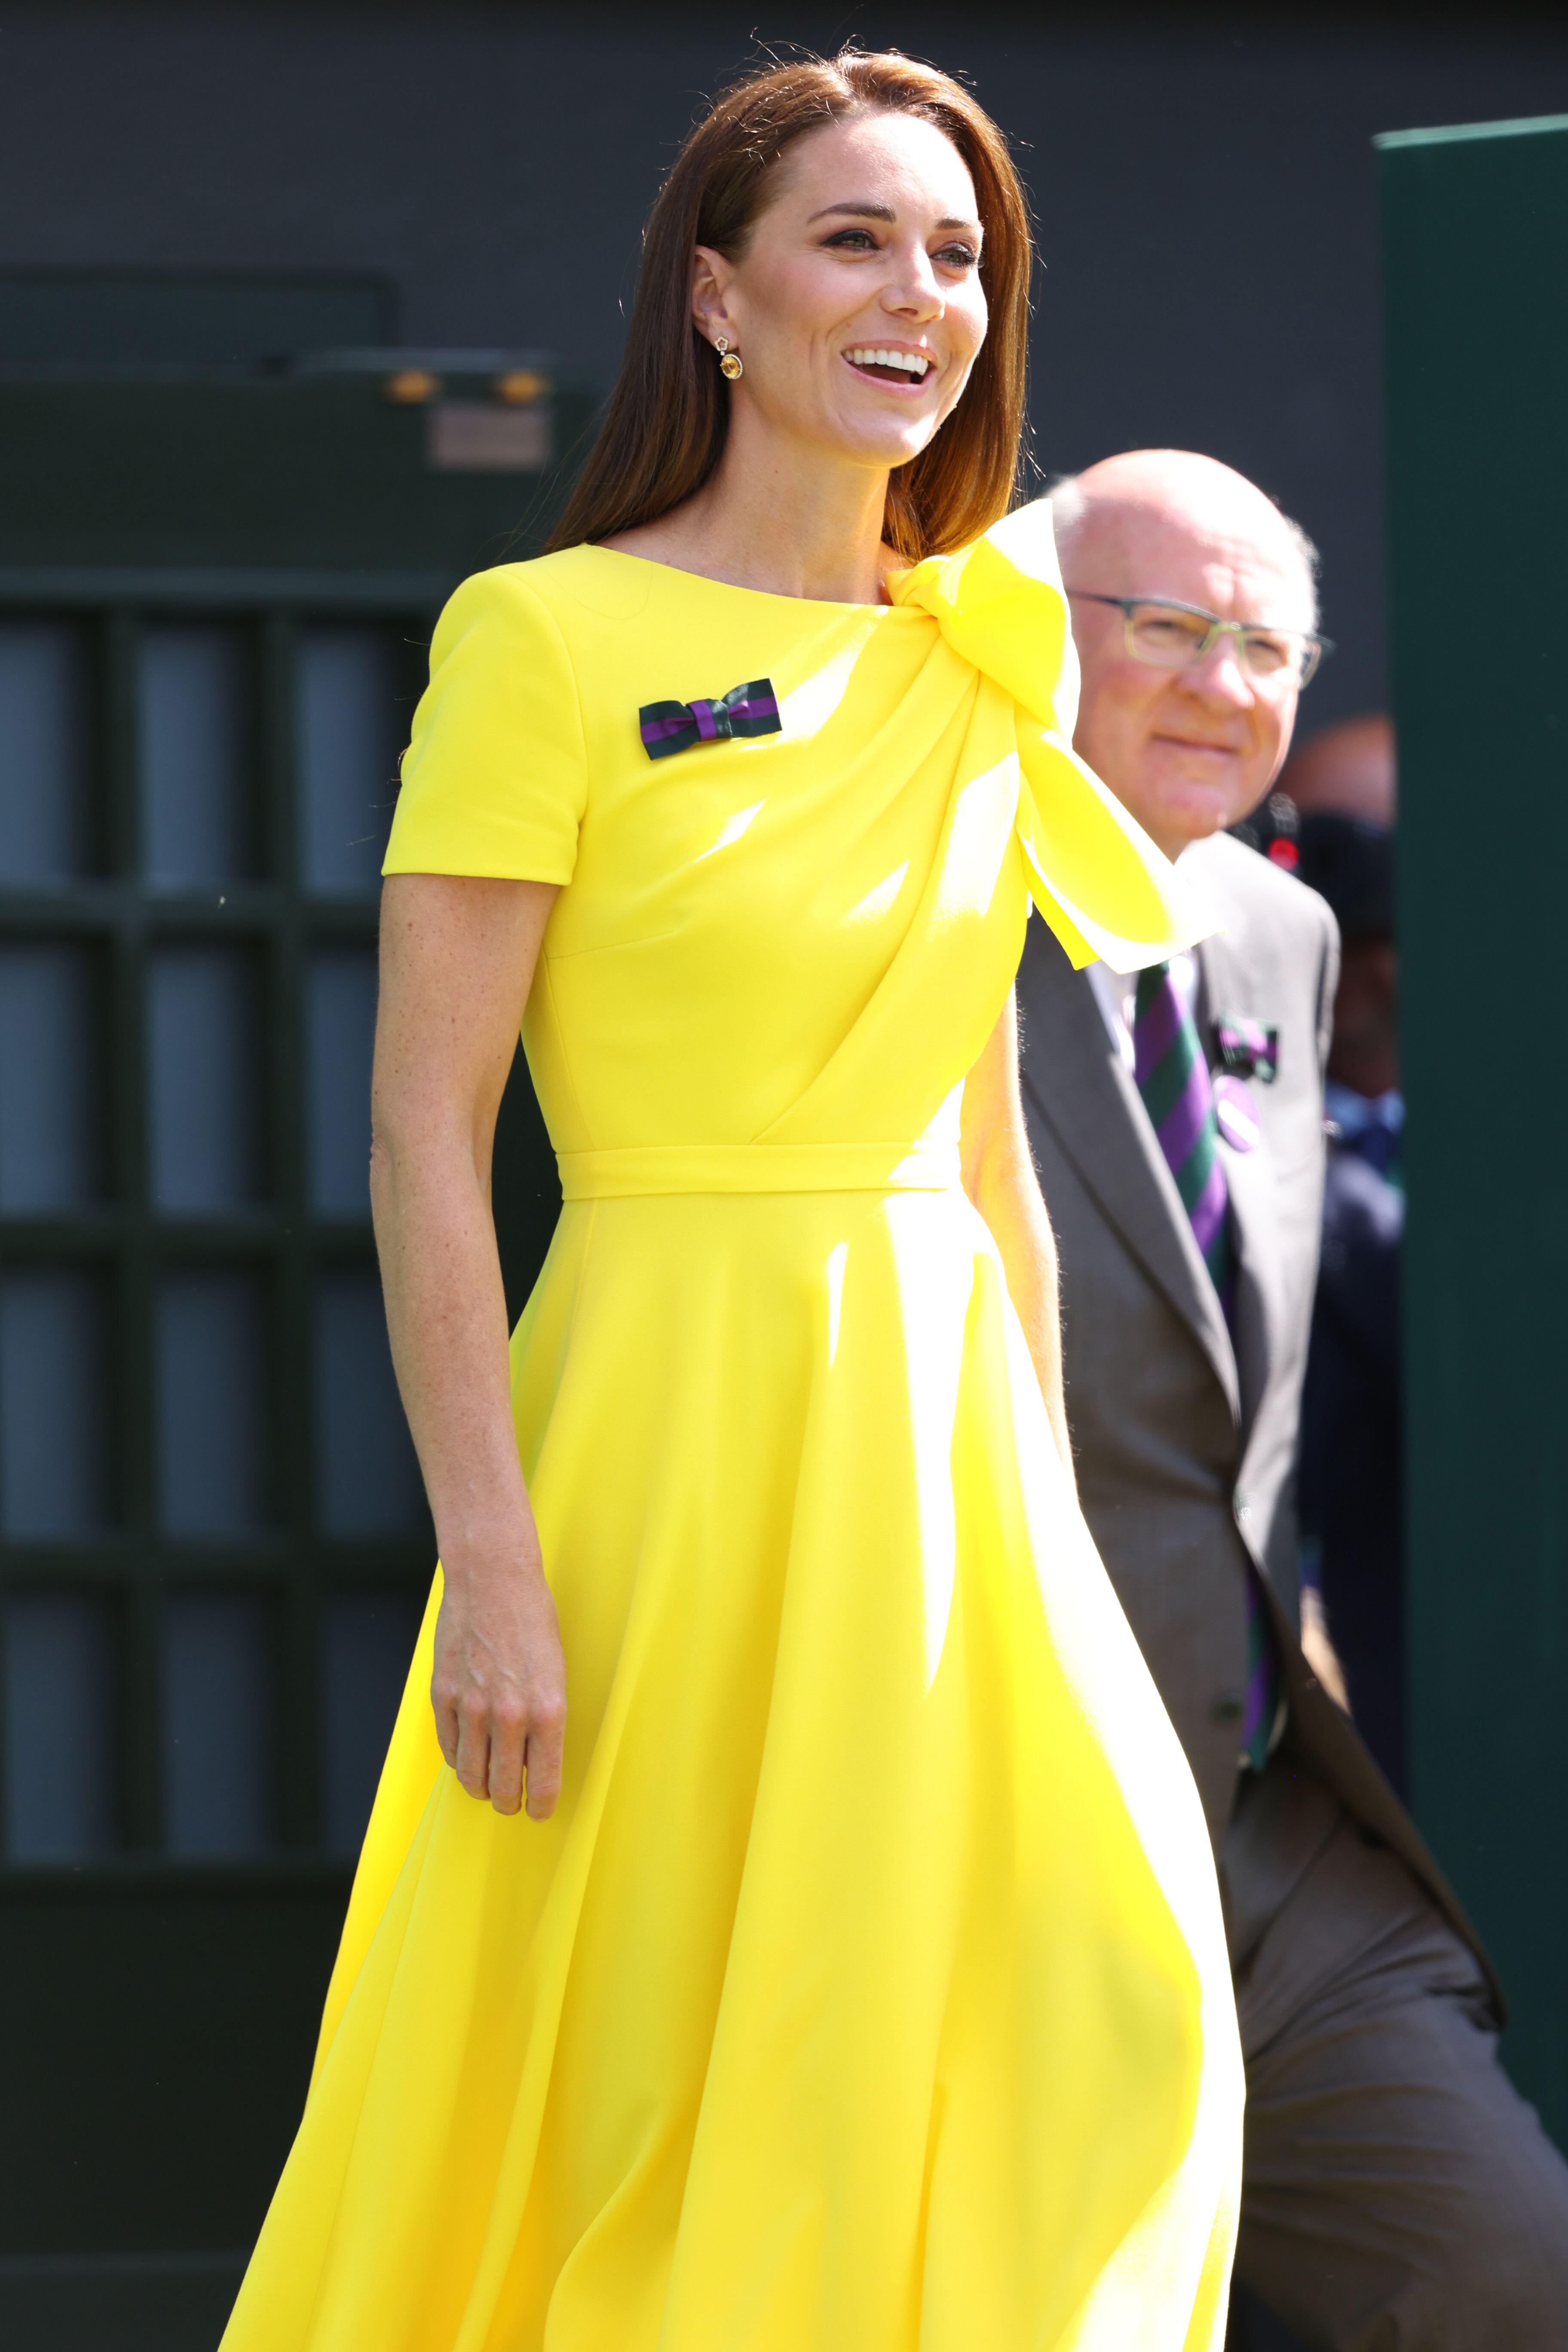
[1,3,1566,726]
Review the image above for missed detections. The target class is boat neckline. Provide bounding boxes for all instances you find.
[586,542,900,613]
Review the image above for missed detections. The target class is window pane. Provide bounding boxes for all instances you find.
[3,1592,119,1859]
[0,945,104,1206]
[306,949,377,1213]
[161,1592,276,1856]
[139,624,252,887]
[319,1589,422,1855]
[148,947,264,1209]
[312,1271,423,1535]
[0,620,92,882]
[297,626,400,893]
[156,1271,273,1534]
[0,1270,113,1534]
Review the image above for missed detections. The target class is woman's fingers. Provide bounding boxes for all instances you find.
[429,1560,566,1817]
[475,1686,565,1818]
[523,1691,567,1821]
[435,1682,563,1819]
[487,1698,528,1816]
[452,1698,491,1801]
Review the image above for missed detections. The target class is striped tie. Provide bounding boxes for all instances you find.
[1133,963,1233,1299]
[1133,963,1280,1771]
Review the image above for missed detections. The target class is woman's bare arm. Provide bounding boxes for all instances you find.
[959,992,1077,1498]
[371,872,565,1819]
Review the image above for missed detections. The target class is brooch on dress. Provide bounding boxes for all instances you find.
[1213,1012,1279,1084]
[638,679,781,761]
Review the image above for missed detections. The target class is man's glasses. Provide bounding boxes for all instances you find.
[1066,592,1331,689]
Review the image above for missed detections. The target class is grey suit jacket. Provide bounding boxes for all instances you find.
[1018,829,1490,1981]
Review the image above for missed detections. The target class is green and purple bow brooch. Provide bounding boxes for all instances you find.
[639,679,781,761]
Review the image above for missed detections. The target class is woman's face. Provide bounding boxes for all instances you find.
[693,111,989,481]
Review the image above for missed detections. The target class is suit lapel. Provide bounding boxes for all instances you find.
[1018,926,1240,1422]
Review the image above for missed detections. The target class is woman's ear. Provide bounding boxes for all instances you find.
[690,245,735,351]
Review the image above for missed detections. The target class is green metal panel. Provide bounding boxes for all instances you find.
[1379,114,1568,2144]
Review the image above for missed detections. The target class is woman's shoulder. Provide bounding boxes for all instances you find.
[442,544,659,646]
[389,557,598,889]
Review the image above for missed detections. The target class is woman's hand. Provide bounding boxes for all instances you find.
[432,1528,567,1819]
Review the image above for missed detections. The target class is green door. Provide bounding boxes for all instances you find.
[1379,118,1568,2147]
[0,295,582,2348]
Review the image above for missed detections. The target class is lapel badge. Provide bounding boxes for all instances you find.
[1213,1012,1279,1084]
[1213,1072,1262,1153]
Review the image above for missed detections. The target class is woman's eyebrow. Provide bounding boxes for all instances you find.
[805,201,980,233]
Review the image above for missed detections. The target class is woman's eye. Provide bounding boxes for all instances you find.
[936,242,979,269]
[821,228,879,251]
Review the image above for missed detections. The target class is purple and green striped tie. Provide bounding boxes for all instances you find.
[1133,963,1280,1771]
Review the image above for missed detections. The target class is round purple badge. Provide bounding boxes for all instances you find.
[1214,1072,1262,1153]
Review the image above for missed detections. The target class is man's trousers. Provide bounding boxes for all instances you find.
[1222,1755,1568,2349]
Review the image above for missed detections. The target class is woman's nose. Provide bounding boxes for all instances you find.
[882,248,943,318]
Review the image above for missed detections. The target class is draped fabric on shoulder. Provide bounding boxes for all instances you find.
[886,502,1216,973]
[223,505,1241,2352]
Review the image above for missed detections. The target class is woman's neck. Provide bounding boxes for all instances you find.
[605,417,895,605]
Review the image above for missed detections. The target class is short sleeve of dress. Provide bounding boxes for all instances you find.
[383,569,587,885]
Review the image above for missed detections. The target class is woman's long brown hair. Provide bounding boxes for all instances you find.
[545,49,1032,564]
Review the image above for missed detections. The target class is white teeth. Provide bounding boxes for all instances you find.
[848,347,929,377]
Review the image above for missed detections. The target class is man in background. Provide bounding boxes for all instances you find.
[1018,450,1568,2346]
[1280,719,1406,1793]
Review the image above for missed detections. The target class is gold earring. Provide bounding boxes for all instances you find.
[715,335,743,381]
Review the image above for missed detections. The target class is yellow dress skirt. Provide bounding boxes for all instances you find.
[220,505,1243,2351]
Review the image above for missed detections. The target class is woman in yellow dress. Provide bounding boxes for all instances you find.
[222,48,1241,2352]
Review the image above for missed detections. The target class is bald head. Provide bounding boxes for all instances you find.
[1051,449,1322,860]
[1052,450,1319,629]
[1280,713,1395,826]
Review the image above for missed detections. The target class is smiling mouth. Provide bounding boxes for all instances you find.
[843,346,933,386]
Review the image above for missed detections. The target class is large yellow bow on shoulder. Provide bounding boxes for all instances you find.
[887,501,1217,972]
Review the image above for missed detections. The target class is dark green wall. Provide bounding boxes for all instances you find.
[1380,113,1568,2142]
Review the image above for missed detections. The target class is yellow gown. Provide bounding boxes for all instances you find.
[221,502,1242,2352]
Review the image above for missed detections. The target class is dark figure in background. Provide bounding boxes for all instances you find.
[1278,717,1407,1795]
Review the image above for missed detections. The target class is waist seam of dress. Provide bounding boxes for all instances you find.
[556,1139,963,1198]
